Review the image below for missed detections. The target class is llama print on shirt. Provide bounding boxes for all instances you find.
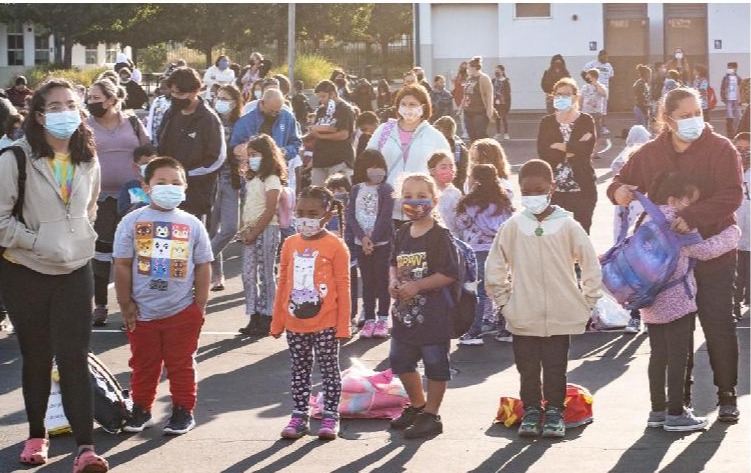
[289,248,328,319]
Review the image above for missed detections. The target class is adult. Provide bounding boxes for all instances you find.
[209,85,245,291]
[351,78,376,113]
[583,50,615,134]
[366,84,450,223]
[452,61,469,139]
[651,62,668,119]
[665,47,691,85]
[536,77,597,233]
[491,65,512,140]
[86,78,150,326]
[412,66,432,93]
[633,64,652,127]
[146,78,171,145]
[330,69,352,103]
[461,56,495,142]
[541,54,571,114]
[608,87,743,422]
[430,75,454,123]
[203,55,236,100]
[0,96,19,332]
[0,79,108,471]
[6,75,33,110]
[240,52,270,98]
[118,68,148,110]
[114,51,134,74]
[157,67,225,221]
[307,80,355,186]
[241,77,289,115]
[403,72,418,87]
[377,79,392,110]
[691,64,711,123]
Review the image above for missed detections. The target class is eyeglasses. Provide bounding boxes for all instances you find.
[42,103,79,113]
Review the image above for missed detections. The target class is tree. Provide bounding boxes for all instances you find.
[364,4,412,80]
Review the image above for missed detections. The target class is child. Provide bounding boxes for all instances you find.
[721,63,743,136]
[427,150,462,237]
[291,79,313,133]
[455,164,514,346]
[113,157,213,435]
[639,172,740,432]
[345,150,395,338]
[734,132,750,319]
[388,174,459,439]
[485,159,602,438]
[271,186,351,440]
[467,138,514,200]
[662,70,681,97]
[580,68,607,158]
[433,116,469,191]
[354,111,379,158]
[237,134,286,337]
[117,143,158,216]
[429,75,454,123]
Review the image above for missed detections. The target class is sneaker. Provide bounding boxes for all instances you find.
[403,411,443,439]
[318,413,339,440]
[600,126,611,135]
[494,330,513,343]
[542,406,566,438]
[372,319,390,338]
[239,313,260,336]
[123,405,153,433]
[518,407,543,437]
[92,305,108,326]
[503,133,510,140]
[390,404,424,430]
[281,413,309,439]
[647,410,666,428]
[163,406,195,435]
[718,391,740,423]
[478,323,498,337]
[663,408,708,432]
[624,318,641,333]
[360,320,376,339]
[458,332,484,346]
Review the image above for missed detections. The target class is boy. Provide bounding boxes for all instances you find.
[734,132,750,319]
[291,79,313,133]
[354,111,379,158]
[721,62,743,136]
[113,157,213,435]
[580,68,607,158]
[485,159,602,438]
[430,75,454,123]
[117,143,158,216]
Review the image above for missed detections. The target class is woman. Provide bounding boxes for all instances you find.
[86,78,150,326]
[0,79,108,471]
[118,68,148,110]
[209,84,244,291]
[536,77,597,233]
[240,52,267,98]
[461,56,495,142]
[609,87,743,422]
[692,64,711,122]
[541,54,572,114]
[203,55,236,100]
[377,79,392,109]
[366,84,450,225]
[633,64,652,127]
[665,47,691,85]
[331,69,352,104]
[492,65,512,140]
[452,61,469,138]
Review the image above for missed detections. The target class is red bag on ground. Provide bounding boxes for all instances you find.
[495,383,594,428]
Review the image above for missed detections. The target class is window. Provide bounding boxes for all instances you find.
[514,3,551,18]
[7,22,24,66]
[85,45,98,65]
[105,44,118,64]
[35,34,50,65]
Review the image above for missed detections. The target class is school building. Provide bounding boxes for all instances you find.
[416,3,750,111]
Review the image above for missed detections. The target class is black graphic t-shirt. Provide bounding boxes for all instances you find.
[312,99,355,168]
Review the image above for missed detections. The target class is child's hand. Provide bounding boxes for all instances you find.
[271,332,282,339]
[397,281,420,300]
[121,300,140,332]
[580,132,593,142]
[389,280,401,299]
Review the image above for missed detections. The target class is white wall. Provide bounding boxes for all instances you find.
[707,2,750,99]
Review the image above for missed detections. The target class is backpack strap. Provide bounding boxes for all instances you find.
[377,119,397,152]
[128,115,143,141]
[1,146,27,224]
[454,141,461,165]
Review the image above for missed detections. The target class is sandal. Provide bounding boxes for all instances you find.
[73,449,109,473]
[20,437,49,465]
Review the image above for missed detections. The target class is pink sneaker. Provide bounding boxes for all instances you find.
[318,415,339,440]
[360,320,376,338]
[281,414,309,439]
[373,319,390,338]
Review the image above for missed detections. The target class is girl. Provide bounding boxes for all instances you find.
[641,172,740,432]
[455,164,514,346]
[345,150,395,339]
[691,65,710,123]
[467,138,514,201]
[271,186,351,440]
[388,174,459,439]
[238,134,286,337]
[427,150,462,237]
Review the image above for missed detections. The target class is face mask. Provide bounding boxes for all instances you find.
[149,184,185,210]
[120,77,131,84]
[294,217,324,238]
[171,97,192,111]
[139,164,148,177]
[254,90,262,100]
[434,168,455,185]
[214,99,234,115]
[675,52,684,60]
[43,110,81,139]
[10,127,23,140]
[334,192,348,203]
[248,156,262,172]
[367,168,386,184]
[727,69,735,75]
[671,116,704,142]
[87,101,107,118]
[402,198,434,221]
[218,60,229,70]
[399,105,423,123]
[553,96,573,112]
[521,195,550,215]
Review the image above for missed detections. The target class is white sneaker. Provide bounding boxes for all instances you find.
[663,408,708,432]
[624,318,641,333]
[503,133,510,140]
[458,333,484,346]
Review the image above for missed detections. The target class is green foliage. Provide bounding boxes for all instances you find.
[269,54,342,90]
[24,66,108,88]
[138,44,169,74]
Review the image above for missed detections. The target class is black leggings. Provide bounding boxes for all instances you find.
[93,197,121,306]
[647,314,695,415]
[0,260,94,445]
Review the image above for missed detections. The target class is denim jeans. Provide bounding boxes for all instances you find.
[209,174,240,281]
[469,250,491,335]
[634,106,649,128]
[464,111,489,142]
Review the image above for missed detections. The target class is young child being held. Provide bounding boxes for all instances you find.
[639,172,740,432]
[388,174,459,439]
[485,159,602,439]
[427,150,462,237]
[237,134,286,337]
[733,132,750,320]
[345,150,395,338]
[271,186,351,440]
[117,143,158,216]
[455,164,514,346]
[113,157,213,435]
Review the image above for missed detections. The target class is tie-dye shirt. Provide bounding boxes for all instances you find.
[48,152,75,204]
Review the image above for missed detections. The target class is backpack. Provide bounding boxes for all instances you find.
[88,353,132,434]
[707,86,718,110]
[0,146,27,258]
[600,191,702,310]
[276,186,295,229]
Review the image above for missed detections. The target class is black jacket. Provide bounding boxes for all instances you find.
[157,98,224,175]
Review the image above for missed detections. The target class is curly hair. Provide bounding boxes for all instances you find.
[456,164,512,216]
[469,138,510,180]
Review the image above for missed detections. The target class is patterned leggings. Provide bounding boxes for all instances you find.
[241,225,280,317]
[287,328,342,414]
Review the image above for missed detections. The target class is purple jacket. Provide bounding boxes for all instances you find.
[455,203,512,252]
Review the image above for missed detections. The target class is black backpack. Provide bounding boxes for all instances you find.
[0,146,27,257]
[88,353,132,434]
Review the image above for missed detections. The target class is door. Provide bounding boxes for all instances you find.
[664,3,708,82]
[604,4,649,112]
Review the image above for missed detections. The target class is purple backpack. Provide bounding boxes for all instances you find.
[600,191,702,310]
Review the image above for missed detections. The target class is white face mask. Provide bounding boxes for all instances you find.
[727,69,735,75]
[675,52,684,60]
[294,217,324,238]
[521,195,550,215]
[398,105,423,123]
[671,116,704,142]
[214,99,235,115]
[139,164,148,177]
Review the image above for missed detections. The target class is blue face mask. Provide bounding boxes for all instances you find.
[218,60,229,70]
[149,184,185,210]
[553,95,573,112]
[671,116,704,142]
[44,110,81,139]
[248,156,262,172]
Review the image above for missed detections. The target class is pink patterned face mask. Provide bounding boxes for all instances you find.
[434,168,455,185]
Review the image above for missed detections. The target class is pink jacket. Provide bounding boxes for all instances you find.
[641,206,740,324]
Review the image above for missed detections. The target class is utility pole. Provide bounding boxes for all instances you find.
[288,3,296,84]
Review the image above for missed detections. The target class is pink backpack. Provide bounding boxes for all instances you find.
[276,187,295,229]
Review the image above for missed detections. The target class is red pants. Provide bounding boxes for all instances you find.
[127,303,204,411]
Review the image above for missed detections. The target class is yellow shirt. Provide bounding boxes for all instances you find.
[48,152,75,204]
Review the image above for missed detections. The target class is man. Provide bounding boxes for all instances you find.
[157,67,225,222]
[230,88,302,162]
[241,77,288,115]
[582,50,615,134]
[430,75,454,123]
[307,80,355,186]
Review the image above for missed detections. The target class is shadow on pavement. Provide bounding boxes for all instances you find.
[607,427,701,473]
[658,421,734,473]
[330,430,426,473]
[567,332,647,395]
[221,438,325,473]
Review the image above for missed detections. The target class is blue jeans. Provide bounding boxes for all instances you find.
[464,111,489,142]
[634,106,649,128]
[209,174,240,281]
[468,250,491,335]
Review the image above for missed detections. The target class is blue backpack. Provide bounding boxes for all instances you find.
[600,191,702,310]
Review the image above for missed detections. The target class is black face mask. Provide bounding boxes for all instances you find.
[87,102,107,118]
[171,97,192,111]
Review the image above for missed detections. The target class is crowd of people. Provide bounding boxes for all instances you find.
[0,47,748,472]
